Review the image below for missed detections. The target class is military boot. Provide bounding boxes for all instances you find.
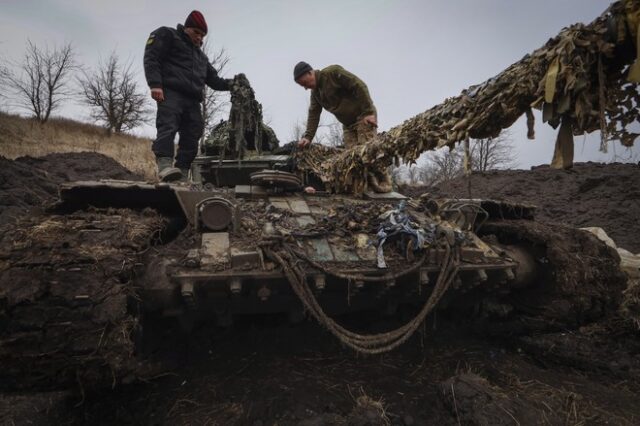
[367,170,393,193]
[179,168,191,183]
[156,157,182,182]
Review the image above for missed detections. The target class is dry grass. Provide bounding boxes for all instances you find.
[347,386,391,425]
[0,112,155,179]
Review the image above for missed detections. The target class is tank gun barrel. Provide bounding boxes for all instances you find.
[310,0,640,192]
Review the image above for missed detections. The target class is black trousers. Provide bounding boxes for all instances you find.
[152,89,204,169]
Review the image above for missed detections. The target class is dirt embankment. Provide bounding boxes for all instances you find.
[0,152,143,229]
[0,112,155,179]
[402,162,640,253]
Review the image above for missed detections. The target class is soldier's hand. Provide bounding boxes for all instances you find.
[298,137,311,148]
[151,88,164,103]
[303,186,316,194]
[362,115,378,127]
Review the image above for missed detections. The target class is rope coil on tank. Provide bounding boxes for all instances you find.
[289,247,428,283]
[264,242,460,354]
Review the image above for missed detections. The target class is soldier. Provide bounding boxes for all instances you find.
[144,10,232,182]
[293,62,391,192]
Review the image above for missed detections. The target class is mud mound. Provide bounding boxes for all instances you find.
[16,152,143,183]
[402,162,640,252]
[519,327,640,378]
[440,373,552,424]
[0,153,143,229]
[0,157,58,227]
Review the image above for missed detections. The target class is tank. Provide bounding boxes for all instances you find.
[55,75,624,354]
[1,75,625,395]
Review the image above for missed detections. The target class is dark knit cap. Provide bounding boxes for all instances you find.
[293,61,313,80]
[185,10,208,34]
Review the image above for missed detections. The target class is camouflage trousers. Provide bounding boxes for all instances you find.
[342,120,377,148]
[342,120,392,193]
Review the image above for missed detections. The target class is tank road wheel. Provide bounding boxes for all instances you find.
[474,219,627,334]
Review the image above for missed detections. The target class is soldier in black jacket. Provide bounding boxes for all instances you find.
[144,10,231,182]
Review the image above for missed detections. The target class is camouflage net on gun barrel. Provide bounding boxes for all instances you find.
[296,0,640,193]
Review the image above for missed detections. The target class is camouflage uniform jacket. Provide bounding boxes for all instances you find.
[303,65,376,141]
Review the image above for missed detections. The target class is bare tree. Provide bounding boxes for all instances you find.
[201,45,231,144]
[78,53,149,134]
[9,41,76,123]
[470,131,518,171]
[323,119,343,147]
[289,115,344,146]
[408,164,427,184]
[417,131,517,185]
[421,146,464,185]
[609,145,639,163]
[290,119,306,142]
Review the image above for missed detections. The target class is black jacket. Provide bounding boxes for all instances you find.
[144,24,229,100]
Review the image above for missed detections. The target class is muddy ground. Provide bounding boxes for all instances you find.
[0,154,639,425]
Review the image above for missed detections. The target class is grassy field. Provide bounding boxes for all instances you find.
[0,112,156,179]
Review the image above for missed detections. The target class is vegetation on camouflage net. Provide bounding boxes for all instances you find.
[203,73,279,157]
[296,0,640,193]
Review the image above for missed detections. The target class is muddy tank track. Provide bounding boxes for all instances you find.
[469,219,628,334]
[0,209,169,392]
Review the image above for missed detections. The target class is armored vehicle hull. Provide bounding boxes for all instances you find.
[57,168,623,355]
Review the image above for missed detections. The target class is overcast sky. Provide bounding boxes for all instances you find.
[0,0,634,168]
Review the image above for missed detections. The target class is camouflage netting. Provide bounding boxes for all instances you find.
[202,73,279,158]
[299,0,640,193]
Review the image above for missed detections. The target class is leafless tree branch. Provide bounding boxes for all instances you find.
[469,131,519,172]
[423,147,465,185]
[289,115,344,146]
[290,119,306,142]
[0,55,9,102]
[408,131,518,186]
[323,119,344,147]
[78,52,150,134]
[201,44,231,146]
[8,41,76,123]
